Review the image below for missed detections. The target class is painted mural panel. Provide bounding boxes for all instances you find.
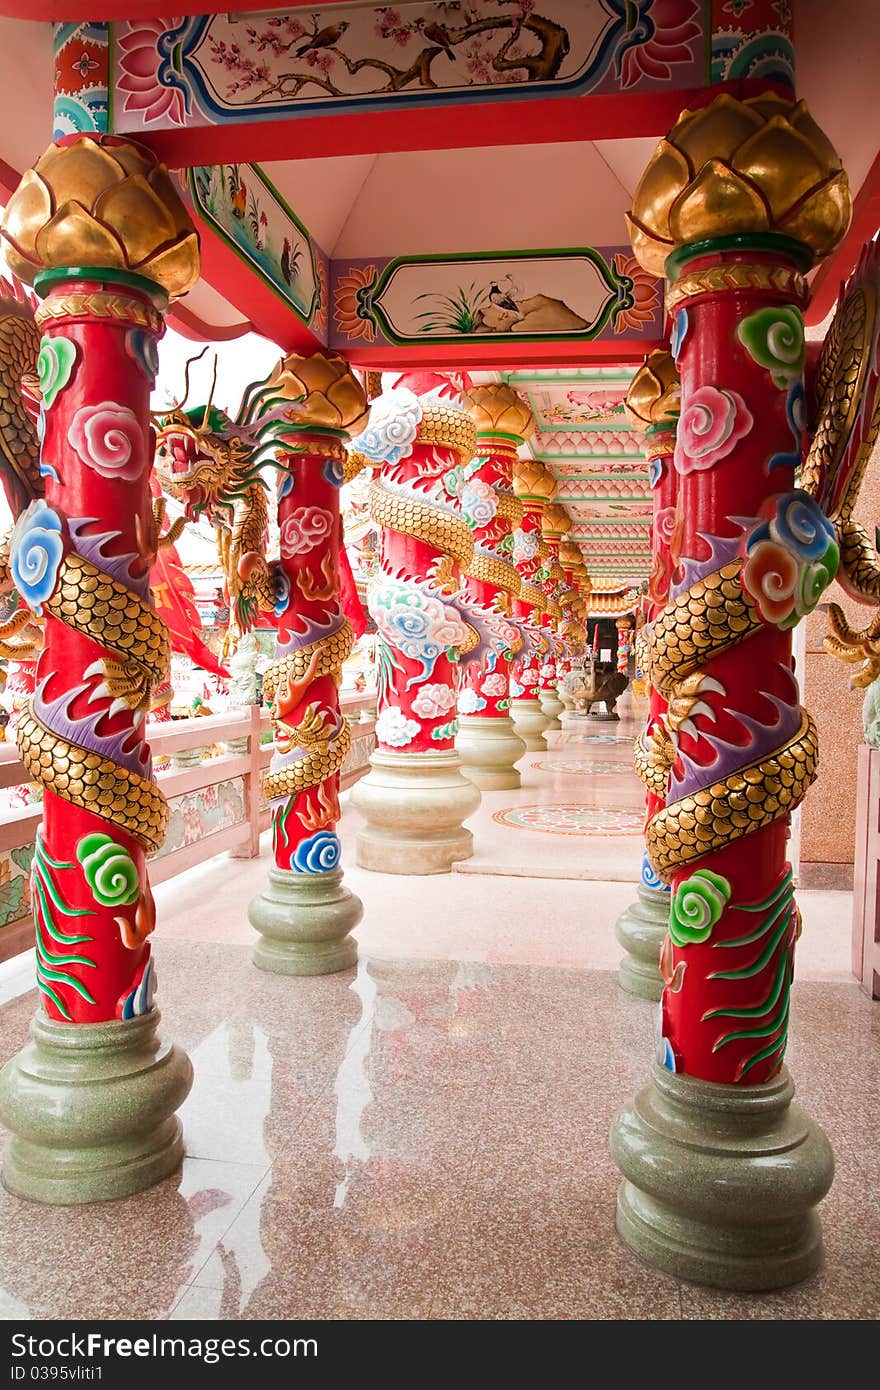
[185,164,323,332]
[111,3,705,131]
[710,0,795,88]
[153,777,246,860]
[0,844,34,936]
[331,247,661,348]
[53,21,109,137]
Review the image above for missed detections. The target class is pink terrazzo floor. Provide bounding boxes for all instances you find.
[0,701,875,1320]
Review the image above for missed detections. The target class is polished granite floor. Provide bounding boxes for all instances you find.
[0,704,877,1321]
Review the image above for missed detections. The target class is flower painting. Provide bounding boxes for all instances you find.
[112,5,702,130]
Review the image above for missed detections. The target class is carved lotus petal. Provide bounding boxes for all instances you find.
[778,171,853,260]
[668,159,772,247]
[144,235,203,301]
[731,118,830,219]
[625,213,672,280]
[673,95,765,172]
[35,139,133,210]
[1,169,53,277]
[36,203,126,273]
[630,139,692,241]
[95,175,179,267]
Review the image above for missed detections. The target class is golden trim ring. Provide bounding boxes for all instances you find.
[664,263,808,316]
[35,292,163,335]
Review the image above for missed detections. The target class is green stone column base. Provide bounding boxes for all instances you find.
[249,866,361,975]
[538,689,564,730]
[611,1064,834,1291]
[456,713,526,790]
[510,697,549,751]
[614,882,668,1001]
[351,747,480,874]
[0,1009,192,1206]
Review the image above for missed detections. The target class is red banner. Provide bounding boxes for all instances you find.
[338,540,367,640]
[150,542,229,679]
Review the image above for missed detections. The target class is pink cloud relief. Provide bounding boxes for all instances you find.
[480,672,507,697]
[68,402,143,481]
[411,683,458,719]
[279,506,333,558]
[654,505,678,548]
[674,385,753,475]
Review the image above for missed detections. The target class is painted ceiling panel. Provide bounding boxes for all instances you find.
[506,367,651,590]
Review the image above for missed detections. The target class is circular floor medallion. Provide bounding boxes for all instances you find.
[557,733,630,746]
[493,803,644,836]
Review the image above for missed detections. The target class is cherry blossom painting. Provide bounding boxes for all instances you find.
[112,2,704,130]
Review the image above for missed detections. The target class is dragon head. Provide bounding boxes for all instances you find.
[154,402,257,523]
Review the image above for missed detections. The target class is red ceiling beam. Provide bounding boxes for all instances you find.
[338,339,665,370]
[141,84,725,171]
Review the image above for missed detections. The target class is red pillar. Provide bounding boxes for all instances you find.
[349,388,482,874]
[456,384,534,789]
[612,91,851,1288]
[616,351,680,1000]
[510,460,557,751]
[248,355,369,975]
[0,133,198,1202]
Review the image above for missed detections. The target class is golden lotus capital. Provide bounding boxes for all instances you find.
[628,93,852,277]
[626,350,680,430]
[513,459,557,506]
[1,135,200,299]
[270,353,369,436]
[462,383,535,444]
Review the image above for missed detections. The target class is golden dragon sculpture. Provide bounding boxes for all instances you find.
[158,353,367,814]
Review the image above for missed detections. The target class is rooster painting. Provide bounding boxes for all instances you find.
[280,237,302,287]
[229,167,247,221]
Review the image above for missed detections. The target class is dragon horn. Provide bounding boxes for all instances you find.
[180,345,209,411]
[201,354,219,430]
